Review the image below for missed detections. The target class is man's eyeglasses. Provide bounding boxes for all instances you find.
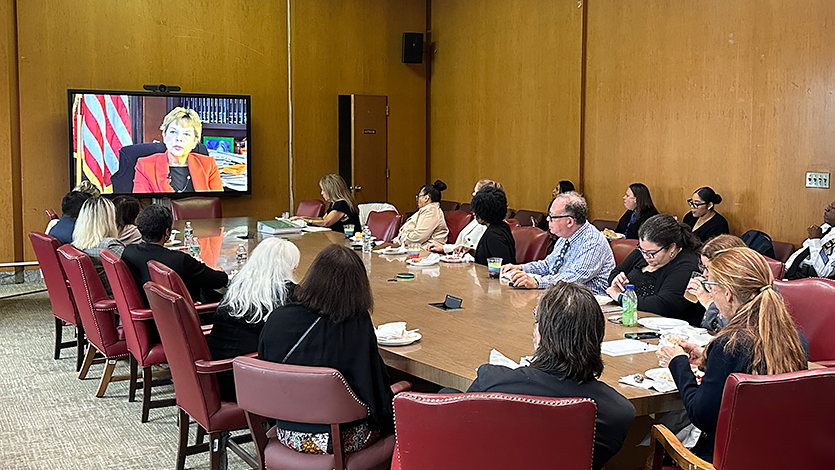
[637,245,668,259]
[687,199,708,208]
[546,214,573,222]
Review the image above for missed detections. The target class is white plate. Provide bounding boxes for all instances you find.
[645,367,704,384]
[440,255,467,263]
[378,247,407,255]
[407,258,439,266]
[637,317,689,330]
[164,239,182,246]
[377,332,422,346]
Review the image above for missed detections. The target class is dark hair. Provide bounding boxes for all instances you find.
[530,281,605,383]
[551,191,588,225]
[136,204,173,243]
[638,213,701,252]
[695,186,722,207]
[420,180,447,203]
[113,195,141,229]
[470,186,508,225]
[629,183,657,219]
[558,180,575,194]
[61,191,91,219]
[294,244,374,322]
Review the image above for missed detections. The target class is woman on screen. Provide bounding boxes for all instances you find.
[132,107,222,193]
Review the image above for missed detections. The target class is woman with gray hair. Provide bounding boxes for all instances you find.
[206,237,301,401]
[72,196,125,296]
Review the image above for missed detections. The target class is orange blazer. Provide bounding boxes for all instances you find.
[132,152,223,193]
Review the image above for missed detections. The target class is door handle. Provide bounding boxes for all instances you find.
[351,186,362,191]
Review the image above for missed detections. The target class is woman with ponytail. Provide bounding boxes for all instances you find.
[657,247,808,462]
[392,180,450,248]
[606,214,704,325]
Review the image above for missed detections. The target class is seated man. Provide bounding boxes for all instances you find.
[502,191,615,295]
[46,191,92,244]
[785,198,835,279]
[463,282,635,470]
[122,204,228,304]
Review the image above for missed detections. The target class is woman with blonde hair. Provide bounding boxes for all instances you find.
[72,197,125,296]
[658,247,807,462]
[293,174,360,233]
[684,234,747,333]
[207,238,300,401]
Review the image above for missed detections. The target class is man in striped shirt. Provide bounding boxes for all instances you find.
[503,192,614,295]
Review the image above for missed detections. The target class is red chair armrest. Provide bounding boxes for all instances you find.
[816,360,835,368]
[201,324,213,335]
[93,299,117,311]
[391,381,412,395]
[130,308,154,321]
[194,352,257,374]
[194,302,219,315]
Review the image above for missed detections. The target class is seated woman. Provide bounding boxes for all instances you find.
[657,247,808,463]
[113,195,142,245]
[132,107,222,193]
[258,244,393,455]
[292,174,360,233]
[450,185,516,265]
[606,214,704,325]
[72,197,125,296]
[427,179,502,254]
[207,238,299,402]
[465,281,635,470]
[614,183,658,239]
[683,186,729,242]
[684,234,746,334]
[392,180,450,248]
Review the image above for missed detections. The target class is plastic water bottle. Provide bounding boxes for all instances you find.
[189,236,201,259]
[361,226,372,253]
[622,284,638,326]
[236,244,248,262]
[183,221,193,246]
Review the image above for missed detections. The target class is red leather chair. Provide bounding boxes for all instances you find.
[458,203,472,214]
[610,238,639,266]
[101,250,175,422]
[296,199,326,218]
[45,208,59,221]
[28,232,86,370]
[513,210,545,227]
[391,392,596,470]
[774,278,835,366]
[443,210,473,244]
[144,282,256,470]
[366,211,402,243]
[771,240,795,263]
[764,256,785,280]
[171,197,222,220]
[512,226,550,264]
[647,368,835,469]
[592,219,618,232]
[506,218,521,229]
[438,200,459,211]
[233,356,411,470]
[147,260,219,321]
[57,245,130,397]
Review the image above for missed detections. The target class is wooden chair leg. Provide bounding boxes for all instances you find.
[76,325,86,372]
[54,317,63,359]
[141,366,152,423]
[129,356,139,402]
[196,426,206,445]
[78,344,97,379]
[176,408,189,470]
[95,358,118,397]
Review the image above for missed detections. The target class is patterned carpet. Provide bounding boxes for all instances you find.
[0,287,255,469]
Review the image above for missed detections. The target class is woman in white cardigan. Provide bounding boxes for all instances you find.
[427,179,503,254]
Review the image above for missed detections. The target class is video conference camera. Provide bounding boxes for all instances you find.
[143,84,181,93]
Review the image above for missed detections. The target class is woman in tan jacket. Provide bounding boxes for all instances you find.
[393,180,450,248]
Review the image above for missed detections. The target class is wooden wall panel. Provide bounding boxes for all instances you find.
[429,0,583,214]
[0,0,19,267]
[15,0,288,260]
[290,0,427,214]
[585,0,835,246]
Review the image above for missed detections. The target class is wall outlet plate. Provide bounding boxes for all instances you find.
[806,172,830,189]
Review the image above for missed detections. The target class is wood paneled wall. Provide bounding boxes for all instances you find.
[0,0,20,267]
[584,0,835,245]
[429,0,583,215]
[12,0,289,260]
[290,0,427,214]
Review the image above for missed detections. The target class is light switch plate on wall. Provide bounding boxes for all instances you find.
[806,172,830,189]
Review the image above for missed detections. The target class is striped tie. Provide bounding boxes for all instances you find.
[550,240,570,274]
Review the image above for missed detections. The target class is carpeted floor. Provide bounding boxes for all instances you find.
[0,286,255,469]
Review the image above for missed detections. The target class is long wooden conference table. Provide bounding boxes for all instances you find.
[182,217,683,417]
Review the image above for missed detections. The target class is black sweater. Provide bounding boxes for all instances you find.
[682,212,729,243]
[614,208,659,240]
[474,221,516,265]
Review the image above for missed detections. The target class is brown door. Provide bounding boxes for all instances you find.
[343,95,388,204]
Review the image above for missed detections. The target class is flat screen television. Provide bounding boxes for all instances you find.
[67,89,251,197]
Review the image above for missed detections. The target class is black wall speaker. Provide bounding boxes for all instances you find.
[402,32,424,64]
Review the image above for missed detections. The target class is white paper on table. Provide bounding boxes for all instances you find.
[601,339,659,356]
[618,374,677,393]
[301,226,332,232]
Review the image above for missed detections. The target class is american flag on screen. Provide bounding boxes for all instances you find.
[73,94,133,192]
